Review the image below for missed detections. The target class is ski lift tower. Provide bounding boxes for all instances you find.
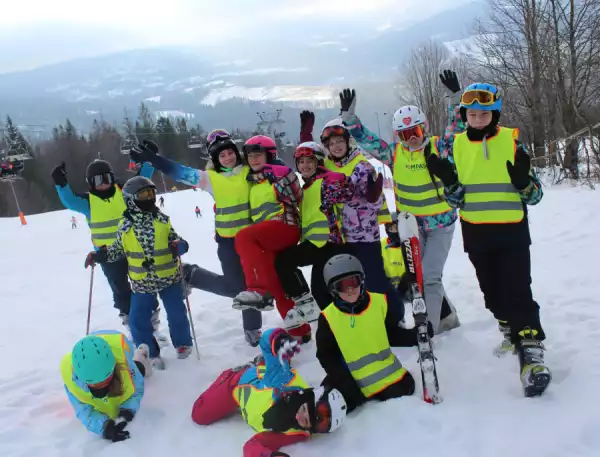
[255,109,286,142]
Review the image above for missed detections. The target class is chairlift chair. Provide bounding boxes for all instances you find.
[120,134,139,155]
[188,135,204,149]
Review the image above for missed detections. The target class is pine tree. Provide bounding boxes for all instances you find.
[136,102,156,143]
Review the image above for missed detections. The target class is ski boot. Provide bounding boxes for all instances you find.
[133,344,153,378]
[182,263,198,298]
[244,329,262,347]
[437,297,461,335]
[176,346,193,360]
[119,313,130,330]
[232,291,275,311]
[151,356,166,371]
[283,293,320,330]
[517,329,551,397]
[493,320,515,357]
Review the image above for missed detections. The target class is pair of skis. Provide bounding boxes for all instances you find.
[398,212,442,404]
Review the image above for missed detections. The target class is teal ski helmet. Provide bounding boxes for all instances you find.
[71,335,116,385]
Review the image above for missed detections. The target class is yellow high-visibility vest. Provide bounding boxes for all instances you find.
[393,139,451,216]
[121,219,178,281]
[322,292,407,398]
[453,127,524,224]
[89,187,126,247]
[381,239,406,287]
[301,178,329,247]
[249,180,284,223]
[207,167,252,238]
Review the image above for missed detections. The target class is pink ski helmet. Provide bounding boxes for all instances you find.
[243,135,278,163]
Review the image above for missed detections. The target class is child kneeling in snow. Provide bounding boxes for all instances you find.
[85,176,193,369]
[60,330,152,442]
[191,328,347,457]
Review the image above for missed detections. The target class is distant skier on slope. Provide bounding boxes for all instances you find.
[129,132,263,347]
[427,82,551,397]
[84,176,193,369]
[60,331,152,442]
[159,196,164,208]
[195,206,202,218]
[50,159,161,332]
[71,215,77,229]
[191,328,347,457]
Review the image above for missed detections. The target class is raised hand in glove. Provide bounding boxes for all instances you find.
[262,164,290,179]
[169,239,189,258]
[271,329,301,365]
[118,408,135,423]
[84,246,108,269]
[102,419,130,443]
[315,166,346,184]
[427,154,458,189]
[506,144,532,191]
[439,70,461,94]
[299,110,315,142]
[130,140,159,164]
[339,88,356,117]
[366,172,383,203]
[51,162,68,188]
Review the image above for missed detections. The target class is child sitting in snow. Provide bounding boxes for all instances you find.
[85,176,193,369]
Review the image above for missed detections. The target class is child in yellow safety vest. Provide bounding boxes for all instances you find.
[426,82,551,397]
[316,254,433,413]
[60,331,153,442]
[84,176,193,370]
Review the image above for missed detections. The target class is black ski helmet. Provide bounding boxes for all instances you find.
[122,176,157,212]
[206,129,241,172]
[86,160,114,188]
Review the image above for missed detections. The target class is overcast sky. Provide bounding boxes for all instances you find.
[0,0,458,73]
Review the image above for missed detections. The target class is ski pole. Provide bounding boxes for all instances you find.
[179,259,200,360]
[86,265,95,335]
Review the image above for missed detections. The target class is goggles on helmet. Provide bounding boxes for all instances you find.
[243,144,275,155]
[395,124,425,142]
[134,187,156,201]
[91,173,114,188]
[207,129,231,147]
[321,126,346,142]
[314,400,333,433]
[460,89,496,106]
[294,147,320,159]
[331,274,362,294]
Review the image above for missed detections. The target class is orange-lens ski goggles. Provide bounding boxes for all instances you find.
[135,188,156,201]
[321,126,346,141]
[460,90,496,106]
[294,147,317,158]
[314,401,332,433]
[395,124,425,142]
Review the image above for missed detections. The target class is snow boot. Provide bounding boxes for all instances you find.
[133,344,153,378]
[176,346,193,360]
[283,293,319,330]
[232,291,275,311]
[244,329,262,347]
[517,329,551,397]
[182,263,198,298]
[151,356,166,371]
[493,320,515,357]
[437,297,461,335]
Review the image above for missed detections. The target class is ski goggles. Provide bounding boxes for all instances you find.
[243,144,276,155]
[207,129,231,147]
[395,124,425,142]
[88,372,114,397]
[91,173,114,187]
[460,89,496,106]
[314,401,332,434]
[331,274,363,293]
[294,146,320,159]
[321,126,346,142]
[134,187,156,201]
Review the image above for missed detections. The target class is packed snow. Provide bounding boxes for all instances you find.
[0,185,599,457]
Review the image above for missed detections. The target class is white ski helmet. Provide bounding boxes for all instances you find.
[392,105,427,131]
[320,118,350,144]
[311,386,347,433]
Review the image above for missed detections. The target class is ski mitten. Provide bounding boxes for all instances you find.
[118,408,135,423]
[102,419,130,443]
[51,162,68,187]
[506,144,532,191]
[426,154,458,189]
[366,172,383,203]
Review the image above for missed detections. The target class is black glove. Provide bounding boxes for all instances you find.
[102,419,130,443]
[51,162,68,187]
[84,246,108,269]
[427,154,458,189]
[339,88,356,113]
[130,140,159,164]
[118,408,135,423]
[366,172,383,203]
[300,111,315,131]
[439,70,461,94]
[506,144,532,191]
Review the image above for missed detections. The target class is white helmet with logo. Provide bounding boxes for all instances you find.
[392,105,427,131]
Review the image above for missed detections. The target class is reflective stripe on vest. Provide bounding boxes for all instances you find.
[89,187,127,247]
[392,139,451,216]
[301,178,330,247]
[121,219,178,281]
[60,332,135,419]
[381,240,406,287]
[233,365,309,434]
[322,292,407,398]
[207,168,252,237]
[249,180,284,223]
[453,127,524,224]
[324,153,391,225]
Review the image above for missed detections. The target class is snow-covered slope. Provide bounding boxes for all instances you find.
[1,186,598,457]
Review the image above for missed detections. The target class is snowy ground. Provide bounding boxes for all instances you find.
[1,186,599,457]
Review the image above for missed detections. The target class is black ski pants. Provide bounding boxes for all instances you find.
[275,241,346,310]
[468,245,544,343]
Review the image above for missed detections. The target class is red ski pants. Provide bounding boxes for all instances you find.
[235,220,310,338]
